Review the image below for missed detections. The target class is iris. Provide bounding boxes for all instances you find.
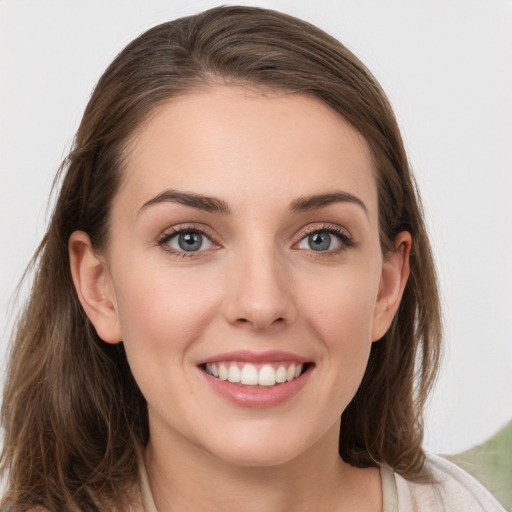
[308,232,332,251]
[178,232,203,251]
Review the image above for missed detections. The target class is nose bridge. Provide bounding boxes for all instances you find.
[223,237,296,330]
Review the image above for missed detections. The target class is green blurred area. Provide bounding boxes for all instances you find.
[445,420,512,511]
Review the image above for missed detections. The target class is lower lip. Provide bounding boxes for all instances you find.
[200,366,312,408]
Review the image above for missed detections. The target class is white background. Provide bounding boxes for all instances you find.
[1,0,511,454]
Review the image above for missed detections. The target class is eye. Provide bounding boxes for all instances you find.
[296,227,354,252]
[298,231,341,251]
[159,228,215,254]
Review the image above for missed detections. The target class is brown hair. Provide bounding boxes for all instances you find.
[1,6,441,511]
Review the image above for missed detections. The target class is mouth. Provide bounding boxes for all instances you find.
[197,350,314,407]
[200,361,312,387]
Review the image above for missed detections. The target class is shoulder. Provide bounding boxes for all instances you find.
[393,453,506,512]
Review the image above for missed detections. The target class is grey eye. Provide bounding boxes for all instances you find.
[178,232,203,251]
[167,231,213,252]
[297,230,342,252]
[307,232,332,251]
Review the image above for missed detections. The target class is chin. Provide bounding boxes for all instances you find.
[212,445,303,468]
[202,428,315,469]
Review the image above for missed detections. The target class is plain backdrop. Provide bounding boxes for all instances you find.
[1,0,511,455]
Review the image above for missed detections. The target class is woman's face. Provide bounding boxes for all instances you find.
[74,86,408,467]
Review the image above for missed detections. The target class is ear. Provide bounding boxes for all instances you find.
[68,231,122,344]
[372,231,411,342]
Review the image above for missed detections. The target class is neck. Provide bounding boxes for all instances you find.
[143,421,381,512]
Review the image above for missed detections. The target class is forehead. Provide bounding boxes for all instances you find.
[117,86,377,220]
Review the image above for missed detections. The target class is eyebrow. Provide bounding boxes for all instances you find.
[138,189,367,217]
[289,191,368,215]
[139,190,232,216]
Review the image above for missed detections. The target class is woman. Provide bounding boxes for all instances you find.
[0,6,505,511]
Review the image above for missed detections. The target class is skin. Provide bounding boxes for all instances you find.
[70,86,411,512]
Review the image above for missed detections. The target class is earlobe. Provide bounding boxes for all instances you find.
[371,231,411,342]
[68,231,122,344]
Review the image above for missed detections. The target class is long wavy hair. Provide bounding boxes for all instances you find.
[1,6,441,511]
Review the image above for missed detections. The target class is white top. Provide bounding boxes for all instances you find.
[381,453,506,512]
[140,453,506,511]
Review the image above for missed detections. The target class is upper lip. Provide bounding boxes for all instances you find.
[197,350,312,365]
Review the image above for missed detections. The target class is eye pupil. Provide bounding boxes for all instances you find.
[178,232,202,251]
[308,232,331,251]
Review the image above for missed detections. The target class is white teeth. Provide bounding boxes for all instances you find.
[218,364,228,381]
[227,365,241,383]
[275,365,287,383]
[240,363,258,385]
[258,365,276,386]
[205,361,306,386]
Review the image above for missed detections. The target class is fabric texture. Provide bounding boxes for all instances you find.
[140,453,506,511]
[381,453,506,512]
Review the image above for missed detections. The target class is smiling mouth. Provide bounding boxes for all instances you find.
[201,361,311,387]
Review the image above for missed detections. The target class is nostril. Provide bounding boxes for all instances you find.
[235,317,284,326]
[232,312,288,331]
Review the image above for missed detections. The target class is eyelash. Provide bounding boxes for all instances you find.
[156,223,355,259]
[156,224,217,259]
[295,224,356,255]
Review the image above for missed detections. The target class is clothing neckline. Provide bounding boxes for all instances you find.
[380,464,399,512]
[139,462,396,512]
[139,459,158,512]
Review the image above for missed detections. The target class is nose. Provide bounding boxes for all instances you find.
[222,247,297,331]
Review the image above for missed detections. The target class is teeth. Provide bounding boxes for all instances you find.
[218,364,228,381]
[228,365,241,383]
[258,365,276,386]
[275,365,287,383]
[205,361,304,387]
[240,363,258,385]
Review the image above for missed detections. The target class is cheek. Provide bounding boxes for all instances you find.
[289,267,380,425]
[297,263,380,387]
[301,269,379,342]
[110,263,225,413]
[111,261,222,358]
